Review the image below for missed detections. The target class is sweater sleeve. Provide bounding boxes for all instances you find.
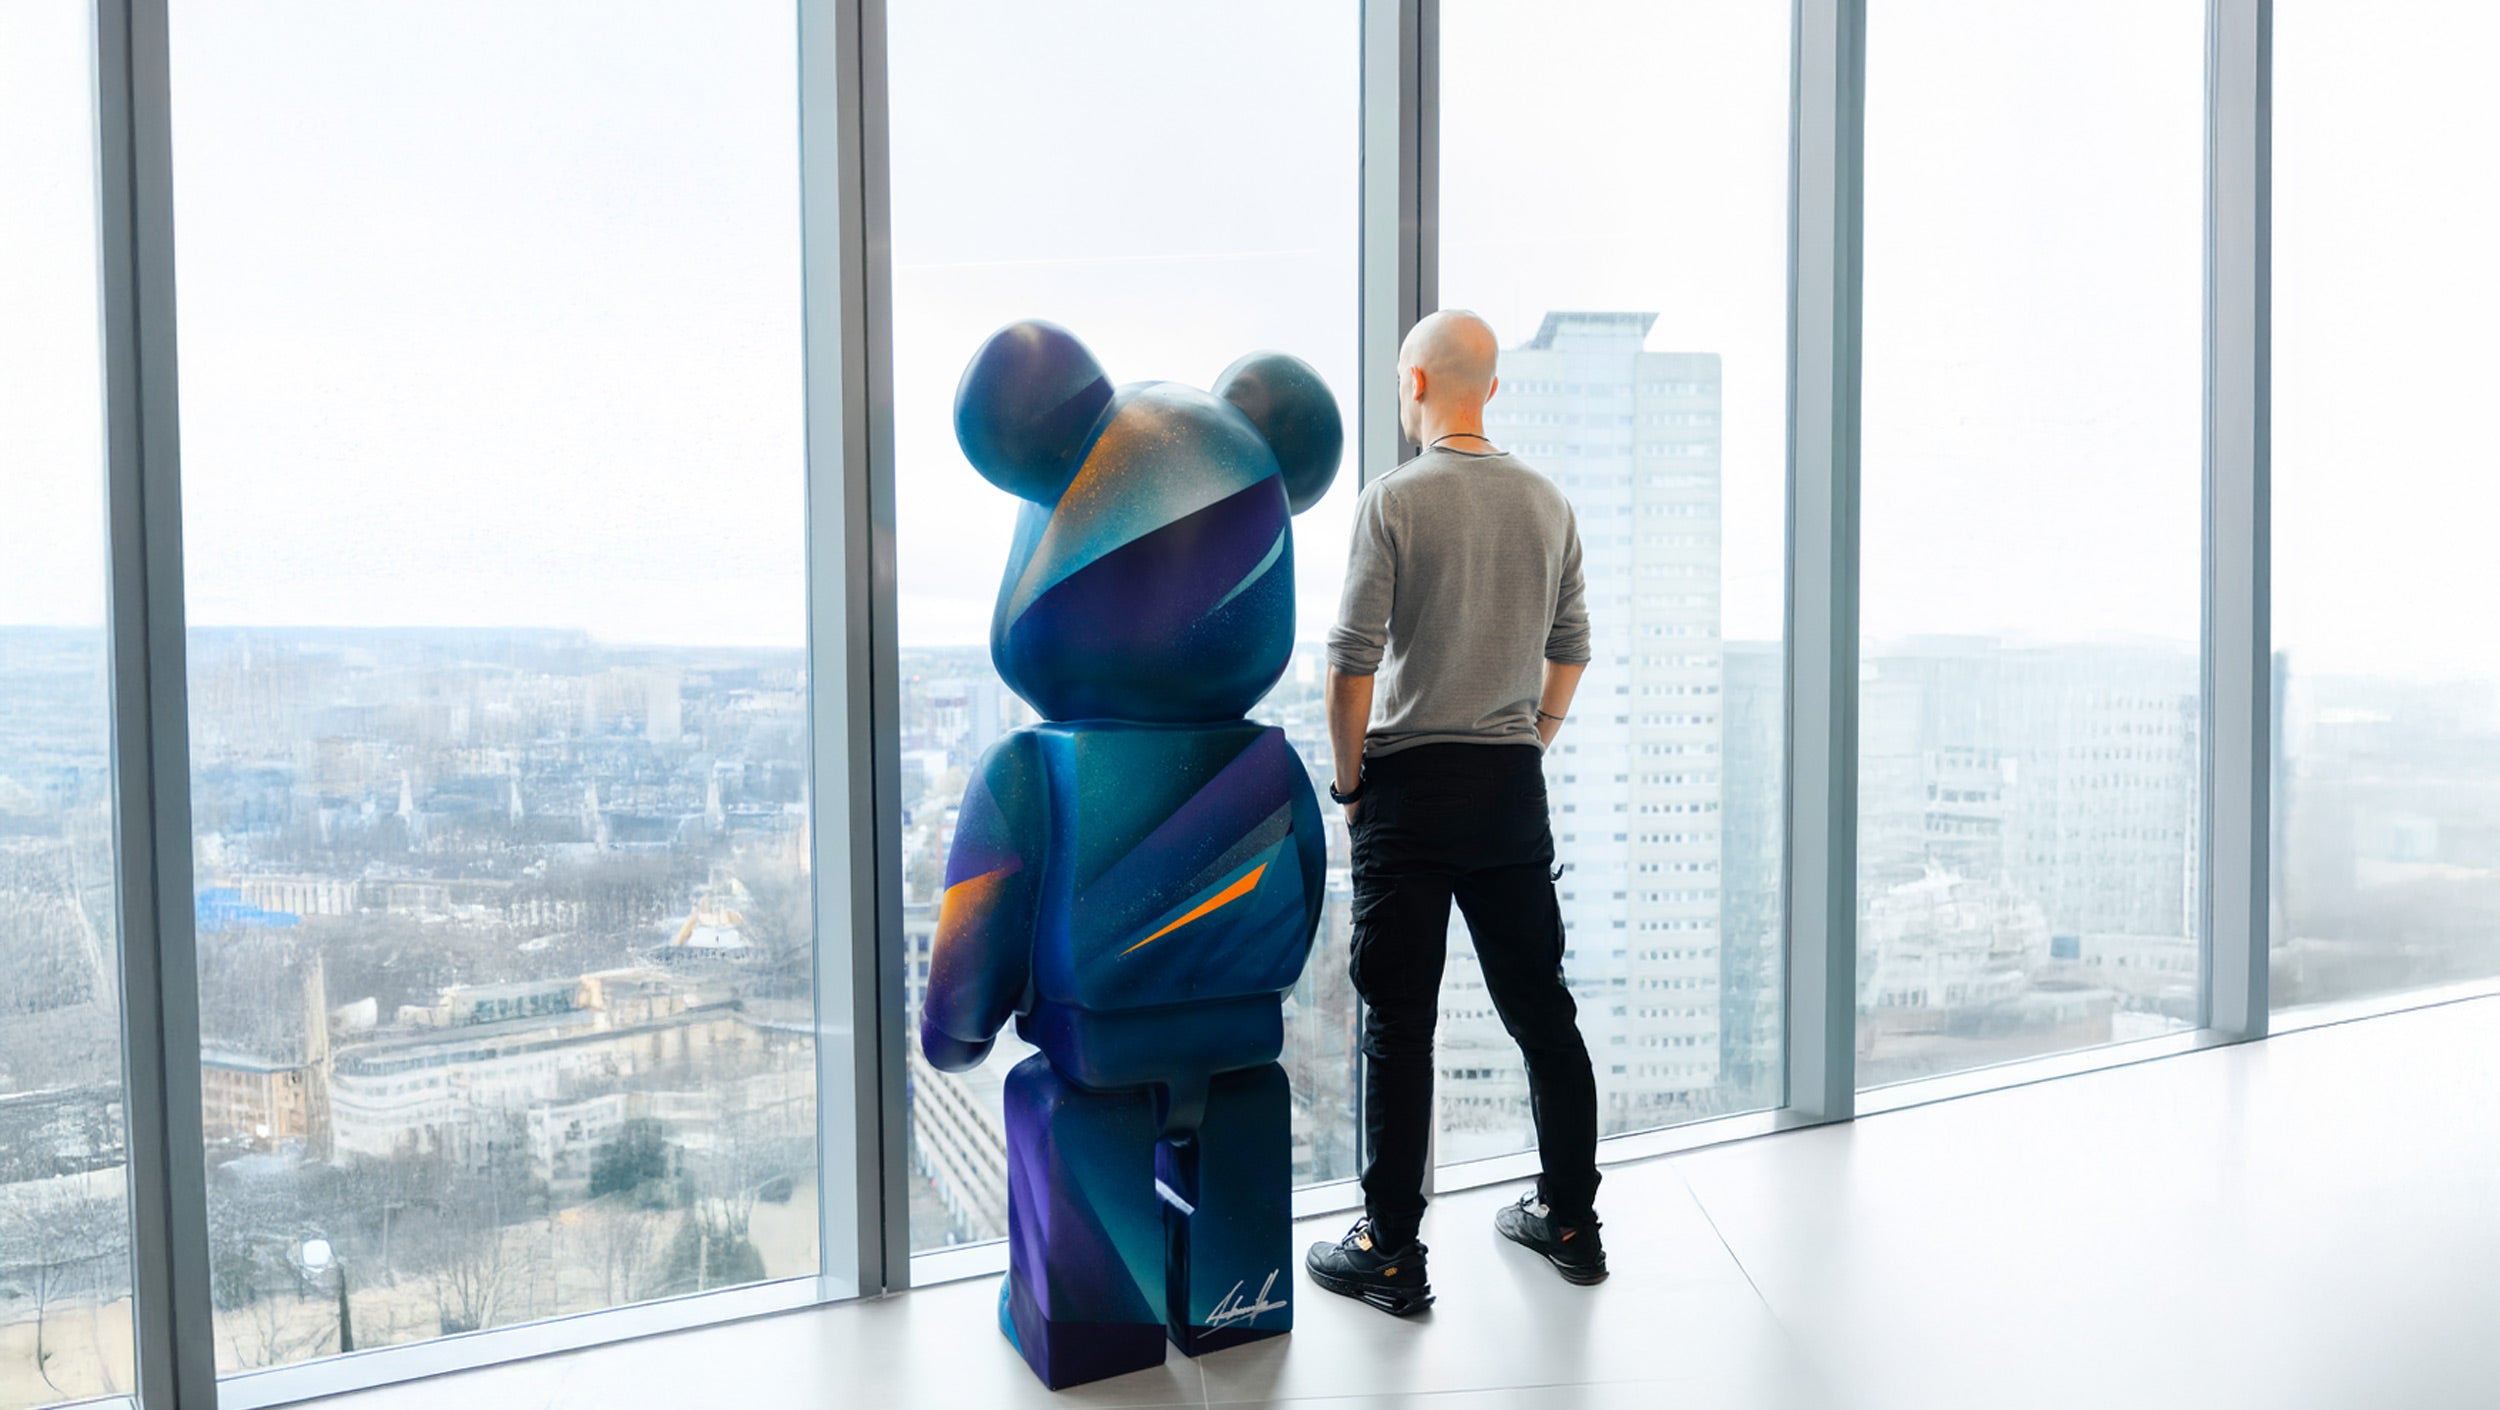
[1545,509,1592,666]
[1325,485,1396,676]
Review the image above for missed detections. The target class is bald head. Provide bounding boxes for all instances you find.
[1402,309,1500,398]
[1396,309,1501,447]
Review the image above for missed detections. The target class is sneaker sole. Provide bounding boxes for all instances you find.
[1546,1259,1609,1286]
[1496,1222,1610,1285]
[1306,1263,1436,1316]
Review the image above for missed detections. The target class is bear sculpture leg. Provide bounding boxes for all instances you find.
[1159,1062,1293,1356]
[1000,1054,1167,1389]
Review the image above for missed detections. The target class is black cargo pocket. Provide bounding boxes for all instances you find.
[1346,885,1394,998]
[1347,865,1429,1007]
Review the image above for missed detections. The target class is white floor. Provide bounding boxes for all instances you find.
[318,995,2500,1409]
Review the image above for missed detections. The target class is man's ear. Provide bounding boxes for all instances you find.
[953,321,1113,503]
[1214,351,1343,515]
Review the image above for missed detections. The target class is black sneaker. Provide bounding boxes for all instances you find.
[1494,1192,1608,1284]
[1304,1218,1434,1316]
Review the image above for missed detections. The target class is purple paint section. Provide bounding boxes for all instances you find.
[1031,477,1287,642]
[997,478,1294,724]
[1001,1056,1167,1388]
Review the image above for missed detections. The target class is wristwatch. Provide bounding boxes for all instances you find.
[1328,776,1367,806]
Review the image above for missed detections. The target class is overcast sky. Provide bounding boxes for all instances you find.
[2,1,2493,682]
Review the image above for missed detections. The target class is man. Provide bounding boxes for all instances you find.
[1304,309,1602,1316]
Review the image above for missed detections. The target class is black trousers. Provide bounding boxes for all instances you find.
[1348,742,1600,1245]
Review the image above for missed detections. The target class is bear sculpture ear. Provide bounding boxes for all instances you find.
[953,320,1114,503]
[1214,351,1343,515]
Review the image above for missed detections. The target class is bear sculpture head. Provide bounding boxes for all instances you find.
[954,320,1342,724]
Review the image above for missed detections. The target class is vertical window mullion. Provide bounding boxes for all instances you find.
[1783,0,1864,1124]
[94,0,219,1404]
[798,0,896,1301]
[1360,0,1433,491]
[856,0,911,1304]
[2203,0,2271,1040]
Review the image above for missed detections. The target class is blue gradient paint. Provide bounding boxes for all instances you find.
[924,321,1341,1389]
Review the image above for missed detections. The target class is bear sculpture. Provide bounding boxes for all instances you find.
[922,320,1341,1389]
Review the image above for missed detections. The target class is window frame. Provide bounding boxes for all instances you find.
[53,0,2355,1406]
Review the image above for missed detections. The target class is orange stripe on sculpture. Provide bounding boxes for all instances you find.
[935,866,1015,938]
[1121,863,1267,956]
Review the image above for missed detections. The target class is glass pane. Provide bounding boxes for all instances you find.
[169,3,824,1372]
[0,4,141,1405]
[888,1,1359,1254]
[1855,0,2204,1086]
[1433,1,1791,1164]
[2273,4,2500,1009]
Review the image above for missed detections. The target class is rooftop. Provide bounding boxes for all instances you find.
[1525,310,1658,349]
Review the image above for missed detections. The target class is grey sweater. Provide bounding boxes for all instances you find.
[1324,447,1590,757]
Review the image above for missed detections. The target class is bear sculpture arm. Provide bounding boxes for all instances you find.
[921,731,1047,1072]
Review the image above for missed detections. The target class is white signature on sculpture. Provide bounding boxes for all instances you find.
[1206,1269,1288,1329]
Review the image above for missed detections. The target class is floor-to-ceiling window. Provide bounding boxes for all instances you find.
[886,1,1361,1256]
[2272,2,2500,1013]
[1855,0,2206,1086]
[1436,1,1792,1159]
[167,1,826,1372]
[0,5,140,1406]
[15,0,2479,1396]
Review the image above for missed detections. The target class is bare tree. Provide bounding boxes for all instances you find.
[203,1161,328,1372]
[330,1153,428,1287]
[219,1269,330,1373]
[0,1177,128,1395]
[418,1197,513,1337]
[660,1092,811,1295]
[414,1122,538,1336]
[581,1198,667,1308]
